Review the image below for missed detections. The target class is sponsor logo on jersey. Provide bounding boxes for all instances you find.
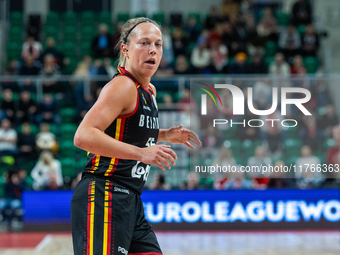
[118,246,128,255]
[143,105,151,111]
[114,187,130,194]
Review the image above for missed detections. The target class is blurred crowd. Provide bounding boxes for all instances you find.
[0,0,337,222]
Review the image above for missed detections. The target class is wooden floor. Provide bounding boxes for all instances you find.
[0,231,339,255]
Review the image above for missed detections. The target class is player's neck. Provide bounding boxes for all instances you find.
[125,67,150,88]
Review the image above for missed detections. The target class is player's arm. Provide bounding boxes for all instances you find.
[150,84,202,149]
[74,78,177,170]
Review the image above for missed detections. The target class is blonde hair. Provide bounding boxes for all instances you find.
[39,150,54,168]
[114,17,161,68]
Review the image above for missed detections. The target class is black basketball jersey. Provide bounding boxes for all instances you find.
[83,67,159,194]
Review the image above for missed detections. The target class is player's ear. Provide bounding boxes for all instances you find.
[121,44,129,57]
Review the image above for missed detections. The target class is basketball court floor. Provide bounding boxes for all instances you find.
[0,231,339,255]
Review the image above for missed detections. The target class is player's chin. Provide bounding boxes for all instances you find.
[143,64,159,76]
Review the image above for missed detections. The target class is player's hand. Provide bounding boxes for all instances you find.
[165,124,202,149]
[140,145,177,170]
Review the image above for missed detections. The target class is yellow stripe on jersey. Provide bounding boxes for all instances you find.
[104,118,122,176]
[90,155,101,173]
[87,181,96,255]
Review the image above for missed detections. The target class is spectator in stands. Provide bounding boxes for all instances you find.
[327,125,340,167]
[178,88,192,112]
[190,41,211,74]
[155,57,174,76]
[249,53,267,74]
[90,59,108,89]
[205,6,221,30]
[253,78,272,104]
[299,113,319,151]
[31,150,63,190]
[17,122,37,163]
[209,38,228,73]
[91,24,113,59]
[217,88,233,118]
[278,25,301,62]
[112,22,124,58]
[225,169,253,189]
[21,36,43,60]
[5,60,19,75]
[260,109,283,154]
[174,55,192,75]
[1,61,20,91]
[213,147,235,189]
[1,169,25,230]
[161,26,174,65]
[269,52,290,77]
[71,56,91,109]
[222,0,240,19]
[301,24,319,57]
[0,119,18,157]
[172,27,188,57]
[36,94,59,125]
[16,90,37,124]
[248,146,271,188]
[243,13,257,48]
[241,110,261,141]
[221,22,242,57]
[36,123,58,154]
[256,8,279,44]
[162,94,177,112]
[267,160,294,188]
[185,17,201,44]
[19,54,41,92]
[248,146,272,169]
[103,58,115,78]
[230,52,249,74]
[295,145,324,188]
[148,173,171,190]
[317,104,338,139]
[315,79,331,107]
[180,172,204,190]
[290,55,307,74]
[0,89,16,123]
[292,0,312,26]
[39,54,61,93]
[240,0,254,14]
[40,37,64,70]
[19,54,41,76]
[77,94,95,122]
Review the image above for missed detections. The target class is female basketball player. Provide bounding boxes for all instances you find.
[71,17,202,255]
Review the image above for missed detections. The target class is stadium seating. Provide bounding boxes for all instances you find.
[153,13,166,26]
[60,157,76,178]
[63,12,78,26]
[99,12,112,25]
[80,11,95,27]
[275,11,291,26]
[10,12,23,27]
[117,13,130,23]
[45,12,60,27]
[303,56,319,73]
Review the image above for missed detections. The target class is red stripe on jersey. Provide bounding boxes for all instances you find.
[128,253,163,255]
[119,89,140,118]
